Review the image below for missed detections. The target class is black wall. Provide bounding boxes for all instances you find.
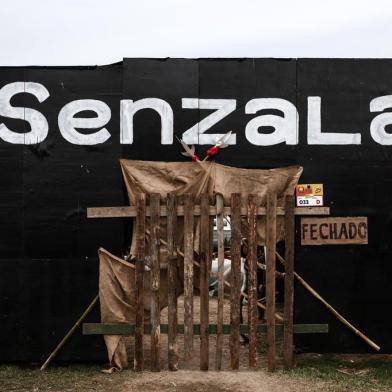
[0,58,391,361]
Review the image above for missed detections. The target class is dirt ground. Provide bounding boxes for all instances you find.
[0,364,330,392]
[111,369,329,392]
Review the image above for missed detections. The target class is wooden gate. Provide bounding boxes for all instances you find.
[84,193,329,371]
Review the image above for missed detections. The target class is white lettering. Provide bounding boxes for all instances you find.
[0,82,49,145]
[245,98,298,145]
[120,98,173,144]
[370,95,392,145]
[182,98,236,145]
[307,96,361,145]
[58,99,111,145]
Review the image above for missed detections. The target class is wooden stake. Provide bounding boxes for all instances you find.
[215,194,224,370]
[247,194,258,368]
[266,193,277,372]
[40,294,98,371]
[230,193,241,370]
[183,194,194,360]
[200,193,210,370]
[283,194,295,368]
[150,193,161,372]
[276,251,380,352]
[135,193,146,372]
[167,193,179,371]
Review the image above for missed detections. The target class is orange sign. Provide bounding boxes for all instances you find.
[296,184,324,206]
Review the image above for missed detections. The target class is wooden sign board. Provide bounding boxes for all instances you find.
[301,217,368,245]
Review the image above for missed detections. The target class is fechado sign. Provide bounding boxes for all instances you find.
[301,217,368,245]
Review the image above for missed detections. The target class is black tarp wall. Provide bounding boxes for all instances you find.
[0,58,391,361]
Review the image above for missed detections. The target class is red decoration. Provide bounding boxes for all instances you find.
[207,145,220,156]
[192,154,200,161]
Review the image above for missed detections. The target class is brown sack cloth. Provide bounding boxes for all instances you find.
[99,247,183,369]
[100,160,302,369]
[120,160,302,251]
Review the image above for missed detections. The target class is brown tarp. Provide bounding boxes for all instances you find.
[99,247,177,370]
[100,160,302,369]
[120,160,303,251]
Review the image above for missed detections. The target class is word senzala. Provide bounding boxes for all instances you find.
[0,82,391,146]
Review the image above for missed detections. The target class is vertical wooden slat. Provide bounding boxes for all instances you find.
[283,194,295,368]
[150,193,161,372]
[247,194,258,368]
[200,193,210,370]
[215,194,224,370]
[167,193,179,371]
[266,193,277,372]
[134,193,146,372]
[230,193,241,370]
[183,194,194,360]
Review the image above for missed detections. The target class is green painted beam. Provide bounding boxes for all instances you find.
[83,323,328,335]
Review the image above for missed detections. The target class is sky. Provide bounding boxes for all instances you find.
[1,0,392,66]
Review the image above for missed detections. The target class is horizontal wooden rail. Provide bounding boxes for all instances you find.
[83,323,328,335]
[87,206,329,218]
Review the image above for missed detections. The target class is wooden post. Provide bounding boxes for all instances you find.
[247,194,258,368]
[134,193,146,372]
[183,194,194,360]
[266,193,277,372]
[230,193,241,370]
[215,194,224,370]
[200,193,210,370]
[150,193,161,372]
[283,194,295,368]
[167,193,179,371]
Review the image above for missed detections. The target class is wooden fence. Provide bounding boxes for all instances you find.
[84,193,330,371]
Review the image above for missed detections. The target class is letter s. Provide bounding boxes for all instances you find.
[0,82,49,144]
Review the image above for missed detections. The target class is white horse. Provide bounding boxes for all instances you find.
[208,257,247,295]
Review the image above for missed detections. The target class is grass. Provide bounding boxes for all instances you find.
[0,354,391,392]
[282,354,392,392]
[0,363,128,392]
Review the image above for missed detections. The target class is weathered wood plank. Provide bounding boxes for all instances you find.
[200,193,210,370]
[183,194,194,360]
[83,323,329,335]
[134,193,146,372]
[283,195,295,369]
[266,193,277,372]
[300,216,368,245]
[87,206,330,218]
[247,194,258,368]
[167,193,179,371]
[215,194,224,370]
[150,193,161,372]
[230,193,241,370]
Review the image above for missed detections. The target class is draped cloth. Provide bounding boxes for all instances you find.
[99,160,302,370]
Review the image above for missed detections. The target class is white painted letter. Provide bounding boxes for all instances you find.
[245,98,298,145]
[0,82,49,144]
[370,95,392,145]
[120,98,173,144]
[307,96,361,145]
[58,99,111,145]
[182,98,236,145]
